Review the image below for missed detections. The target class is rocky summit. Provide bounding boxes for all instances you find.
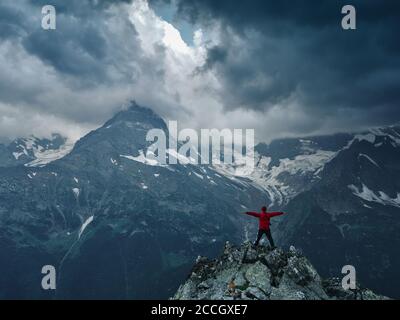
[173,242,388,300]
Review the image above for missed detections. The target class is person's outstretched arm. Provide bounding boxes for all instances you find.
[268,211,285,218]
[244,212,261,218]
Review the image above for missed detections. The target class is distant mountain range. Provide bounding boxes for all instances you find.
[275,126,400,299]
[0,134,73,168]
[0,103,399,299]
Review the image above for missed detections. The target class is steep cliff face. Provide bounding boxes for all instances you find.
[173,242,388,300]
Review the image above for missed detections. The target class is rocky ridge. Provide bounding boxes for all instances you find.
[173,242,388,300]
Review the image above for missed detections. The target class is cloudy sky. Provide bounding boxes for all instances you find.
[0,0,399,143]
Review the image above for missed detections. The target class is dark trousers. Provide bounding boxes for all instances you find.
[254,229,275,247]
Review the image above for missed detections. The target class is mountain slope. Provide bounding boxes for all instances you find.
[275,125,400,298]
[214,133,354,208]
[0,103,266,299]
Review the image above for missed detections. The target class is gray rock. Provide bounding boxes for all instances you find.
[285,256,320,286]
[245,287,268,300]
[243,246,258,263]
[233,272,248,290]
[264,248,287,275]
[198,280,212,290]
[173,242,387,300]
[322,278,390,300]
[244,261,272,295]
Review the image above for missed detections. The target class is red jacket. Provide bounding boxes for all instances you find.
[245,211,285,230]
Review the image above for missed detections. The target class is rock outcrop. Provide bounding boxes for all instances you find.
[173,242,388,300]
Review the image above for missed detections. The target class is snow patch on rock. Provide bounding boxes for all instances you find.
[349,184,400,208]
[78,216,94,239]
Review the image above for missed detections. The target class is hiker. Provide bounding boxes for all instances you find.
[243,207,285,248]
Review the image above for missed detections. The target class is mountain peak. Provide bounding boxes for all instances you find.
[173,242,389,300]
[103,101,167,132]
[69,102,169,161]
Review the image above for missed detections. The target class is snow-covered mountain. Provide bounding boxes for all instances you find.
[214,133,353,207]
[0,133,73,168]
[275,124,400,298]
[215,126,400,209]
[0,103,266,299]
[210,125,400,299]
[0,103,399,299]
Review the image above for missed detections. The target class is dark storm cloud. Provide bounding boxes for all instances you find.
[16,0,138,82]
[1,0,399,141]
[197,45,227,72]
[0,3,29,39]
[0,0,188,140]
[0,0,143,121]
[22,18,110,80]
[151,0,400,126]
[27,0,134,16]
